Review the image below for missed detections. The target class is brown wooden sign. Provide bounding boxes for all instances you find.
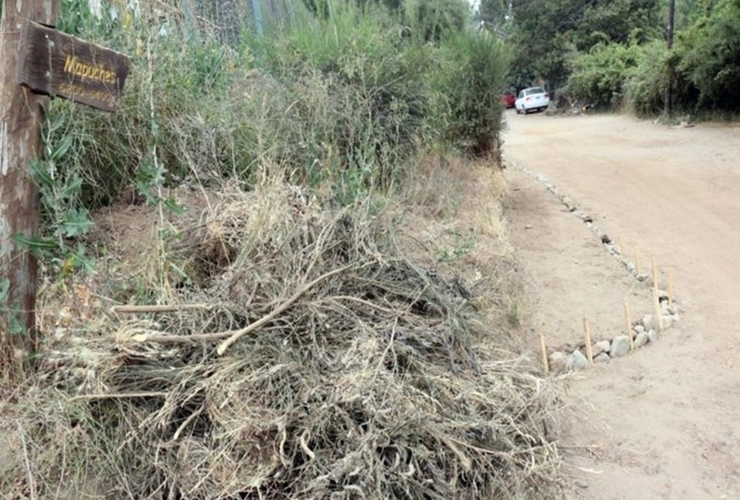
[17,21,131,111]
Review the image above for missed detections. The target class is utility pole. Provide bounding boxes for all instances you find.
[664,0,675,116]
[0,0,60,380]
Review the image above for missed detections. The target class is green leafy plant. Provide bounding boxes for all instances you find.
[568,42,643,109]
[17,112,95,277]
[674,0,740,110]
[432,29,509,157]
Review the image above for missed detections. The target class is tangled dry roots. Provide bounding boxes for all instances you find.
[3,179,561,499]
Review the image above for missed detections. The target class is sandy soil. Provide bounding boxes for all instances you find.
[502,111,740,499]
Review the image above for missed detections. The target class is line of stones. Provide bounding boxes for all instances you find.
[506,159,681,372]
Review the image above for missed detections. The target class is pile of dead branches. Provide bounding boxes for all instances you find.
[2,178,561,499]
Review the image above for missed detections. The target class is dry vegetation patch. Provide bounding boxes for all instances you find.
[1,163,562,499]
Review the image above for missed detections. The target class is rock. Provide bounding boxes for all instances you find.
[661,315,673,328]
[641,314,654,330]
[610,335,631,358]
[575,479,589,489]
[591,342,605,357]
[634,331,649,348]
[576,211,591,222]
[667,304,680,315]
[648,330,658,342]
[594,352,610,363]
[562,196,576,211]
[549,351,567,373]
[634,324,645,334]
[567,350,590,370]
[626,262,636,273]
[595,340,611,354]
[636,273,649,282]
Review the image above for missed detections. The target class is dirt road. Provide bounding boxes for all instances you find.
[502,112,740,499]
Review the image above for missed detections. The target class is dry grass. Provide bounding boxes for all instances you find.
[396,155,523,341]
[0,165,563,499]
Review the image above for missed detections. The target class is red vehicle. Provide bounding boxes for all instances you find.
[500,92,516,109]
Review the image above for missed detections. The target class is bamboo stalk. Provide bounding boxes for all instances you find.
[539,332,550,374]
[582,317,593,364]
[624,302,634,350]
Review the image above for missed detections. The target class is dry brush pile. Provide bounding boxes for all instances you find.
[2,176,562,499]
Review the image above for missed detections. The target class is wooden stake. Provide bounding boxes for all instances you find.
[667,268,674,305]
[582,317,594,364]
[624,302,634,350]
[651,256,659,292]
[539,332,550,374]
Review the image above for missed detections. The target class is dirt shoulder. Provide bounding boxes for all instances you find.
[503,112,740,500]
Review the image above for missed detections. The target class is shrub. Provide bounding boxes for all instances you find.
[624,40,671,116]
[43,0,508,215]
[567,42,643,109]
[433,29,510,157]
[250,3,435,194]
[673,0,740,111]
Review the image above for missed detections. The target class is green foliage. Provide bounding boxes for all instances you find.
[568,43,643,108]
[478,0,509,29]
[16,112,96,276]
[301,0,403,17]
[624,0,740,116]
[247,4,435,196]
[673,0,740,110]
[409,0,469,42]
[433,30,510,156]
[510,0,661,86]
[624,40,671,116]
[37,0,506,237]
[0,278,8,305]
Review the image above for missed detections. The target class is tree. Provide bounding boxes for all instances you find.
[674,0,740,109]
[509,0,661,87]
[478,0,509,29]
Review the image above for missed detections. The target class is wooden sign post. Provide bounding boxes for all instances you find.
[0,0,129,380]
[17,21,130,112]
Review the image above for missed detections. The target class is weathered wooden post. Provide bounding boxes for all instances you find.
[0,0,60,380]
[1,0,129,380]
